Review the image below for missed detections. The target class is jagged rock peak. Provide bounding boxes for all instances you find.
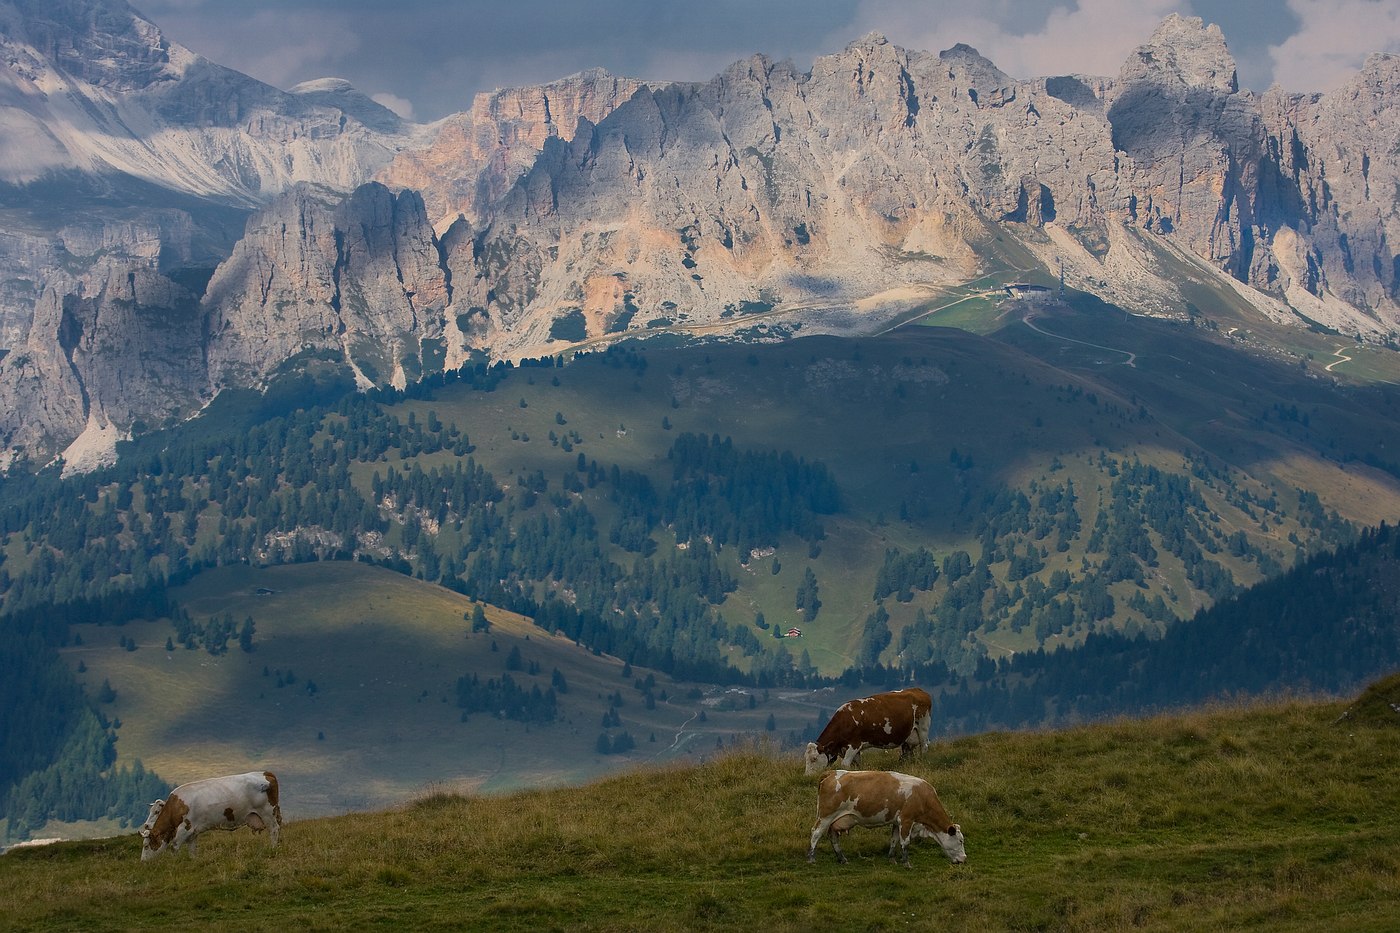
[941,42,992,64]
[2,0,184,91]
[847,31,892,49]
[939,42,1012,89]
[289,75,406,133]
[1120,13,1238,94]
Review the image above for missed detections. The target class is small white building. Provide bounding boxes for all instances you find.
[1006,283,1054,301]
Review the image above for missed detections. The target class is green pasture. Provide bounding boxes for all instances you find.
[5,680,1398,931]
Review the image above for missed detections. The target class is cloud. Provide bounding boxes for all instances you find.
[142,4,363,89]
[851,0,1184,79]
[1268,0,1400,91]
[371,93,415,120]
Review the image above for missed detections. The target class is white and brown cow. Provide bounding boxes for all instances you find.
[807,769,966,866]
[803,687,932,775]
[140,771,282,860]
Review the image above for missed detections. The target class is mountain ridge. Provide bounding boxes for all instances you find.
[2,6,1400,469]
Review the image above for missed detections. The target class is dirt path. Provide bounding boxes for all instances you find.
[1022,310,1137,367]
[667,710,701,752]
[1325,344,1357,372]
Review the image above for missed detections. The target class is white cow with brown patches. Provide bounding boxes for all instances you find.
[807,769,966,866]
[140,771,282,860]
[803,688,933,775]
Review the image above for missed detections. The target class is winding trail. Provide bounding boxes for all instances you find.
[668,710,701,752]
[1325,344,1357,372]
[1022,310,1137,367]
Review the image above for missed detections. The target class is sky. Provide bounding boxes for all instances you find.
[135,0,1400,122]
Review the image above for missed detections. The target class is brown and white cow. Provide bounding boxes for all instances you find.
[807,769,966,866]
[803,687,932,775]
[140,771,282,860]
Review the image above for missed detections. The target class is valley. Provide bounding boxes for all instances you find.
[62,561,834,823]
[5,291,1400,840]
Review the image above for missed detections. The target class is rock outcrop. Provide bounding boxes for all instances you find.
[446,17,1399,356]
[204,182,448,391]
[376,68,651,230]
[0,0,432,359]
[0,261,204,470]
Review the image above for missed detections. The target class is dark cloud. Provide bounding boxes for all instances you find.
[136,1,1380,121]
[142,0,863,119]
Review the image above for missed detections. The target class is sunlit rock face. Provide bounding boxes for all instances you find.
[377,68,654,231]
[4,6,1400,468]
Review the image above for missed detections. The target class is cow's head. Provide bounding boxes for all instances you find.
[802,742,829,776]
[140,798,165,832]
[139,825,165,861]
[918,822,966,864]
[139,795,186,861]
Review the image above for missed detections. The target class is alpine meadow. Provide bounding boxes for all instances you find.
[2,2,1400,930]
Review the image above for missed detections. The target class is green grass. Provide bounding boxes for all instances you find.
[59,562,838,824]
[4,683,1398,931]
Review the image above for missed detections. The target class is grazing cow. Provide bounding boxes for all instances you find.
[803,687,932,775]
[807,769,966,866]
[140,771,282,860]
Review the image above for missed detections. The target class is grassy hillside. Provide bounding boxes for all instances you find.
[59,562,838,825]
[3,680,1398,932]
[387,323,1400,667]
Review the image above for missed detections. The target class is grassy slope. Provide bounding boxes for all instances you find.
[390,324,1400,664]
[3,682,1397,932]
[62,563,840,823]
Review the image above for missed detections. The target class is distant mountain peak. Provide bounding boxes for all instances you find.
[1120,13,1238,93]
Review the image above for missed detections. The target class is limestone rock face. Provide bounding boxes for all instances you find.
[1257,54,1400,324]
[0,261,204,468]
[205,182,448,391]
[446,17,1400,356]
[377,69,651,229]
[454,34,1123,355]
[1105,15,1264,277]
[0,0,432,361]
[5,11,1400,467]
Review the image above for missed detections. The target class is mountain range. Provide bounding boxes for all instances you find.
[1,1,1399,472]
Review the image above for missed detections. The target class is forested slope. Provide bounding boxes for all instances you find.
[3,327,1400,836]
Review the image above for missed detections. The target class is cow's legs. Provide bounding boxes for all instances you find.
[894,825,913,867]
[829,831,848,864]
[807,820,827,863]
[184,835,198,858]
[808,818,851,864]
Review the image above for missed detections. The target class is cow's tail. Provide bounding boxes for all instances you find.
[263,771,283,827]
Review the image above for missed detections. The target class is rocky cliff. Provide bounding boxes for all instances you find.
[376,68,652,230]
[442,15,1399,358]
[204,182,449,392]
[0,0,431,362]
[0,261,204,471]
[3,12,1400,470]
